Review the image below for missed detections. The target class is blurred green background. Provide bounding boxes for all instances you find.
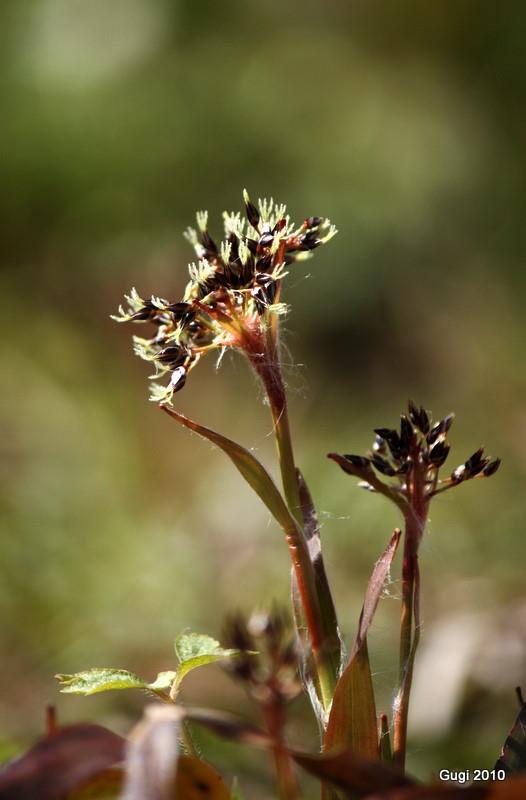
[1,0,526,794]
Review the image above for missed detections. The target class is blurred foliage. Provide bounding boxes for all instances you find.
[1,0,526,794]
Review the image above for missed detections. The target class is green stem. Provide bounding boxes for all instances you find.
[248,332,338,711]
[392,459,427,770]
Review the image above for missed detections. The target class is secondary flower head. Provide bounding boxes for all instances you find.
[329,401,500,513]
[113,190,336,404]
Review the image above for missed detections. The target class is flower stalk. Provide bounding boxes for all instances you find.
[330,401,500,772]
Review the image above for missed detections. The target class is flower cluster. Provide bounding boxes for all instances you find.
[329,401,500,506]
[113,191,336,404]
[223,609,301,704]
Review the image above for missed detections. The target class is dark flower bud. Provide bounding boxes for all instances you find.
[427,422,442,445]
[440,413,455,434]
[408,400,419,424]
[374,428,403,459]
[428,441,450,468]
[298,232,320,251]
[246,238,259,254]
[272,218,286,233]
[305,216,322,229]
[155,346,187,367]
[374,427,396,440]
[464,447,486,477]
[483,458,501,477]
[372,455,396,476]
[400,415,414,448]
[408,401,430,434]
[244,198,260,229]
[167,302,195,322]
[343,454,371,468]
[257,254,272,272]
[201,230,218,254]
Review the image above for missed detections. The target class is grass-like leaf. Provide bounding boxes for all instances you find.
[160,406,301,537]
[323,529,401,760]
[495,690,526,774]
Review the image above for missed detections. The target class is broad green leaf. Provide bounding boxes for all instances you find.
[56,669,176,697]
[173,633,245,693]
[56,670,146,696]
[323,530,401,762]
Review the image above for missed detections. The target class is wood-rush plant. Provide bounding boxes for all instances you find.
[4,192,524,800]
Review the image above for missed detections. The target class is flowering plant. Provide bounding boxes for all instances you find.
[2,192,523,800]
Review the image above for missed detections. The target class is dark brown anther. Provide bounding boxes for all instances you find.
[483,458,501,477]
[246,238,258,254]
[372,456,396,476]
[305,216,322,229]
[272,218,286,233]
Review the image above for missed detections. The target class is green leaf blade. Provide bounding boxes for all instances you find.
[173,632,247,693]
[161,407,298,536]
[56,669,146,696]
[323,530,401,763]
